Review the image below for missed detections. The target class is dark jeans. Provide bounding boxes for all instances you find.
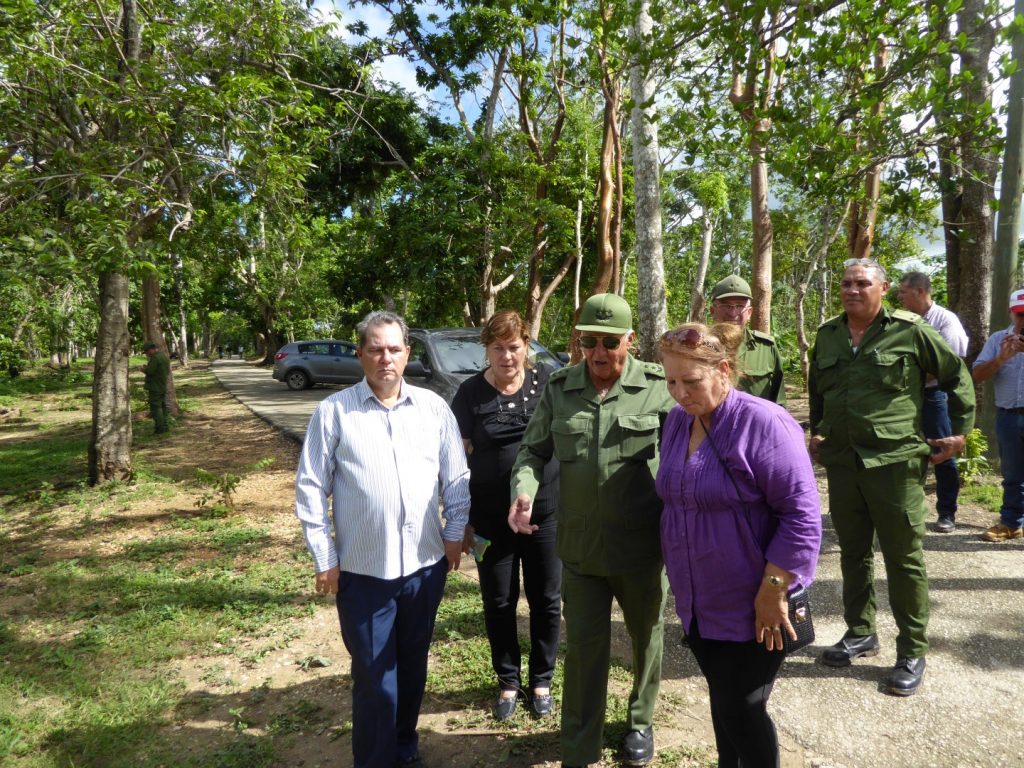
[996,408,1024,529]
[922,388,958,517]
[476,513,561,691]
[686,618,785,768]
[336,558,447,768]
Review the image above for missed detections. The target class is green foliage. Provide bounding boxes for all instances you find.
[959,428,993,486]
[194,459,275,515]
[0,336,29,377]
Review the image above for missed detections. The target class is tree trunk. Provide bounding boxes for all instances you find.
[630,0,667,360]
[991,0,1024,326]
[689,214,715,322]
[592,59,620,297]
[172,251,189,369]
[89,271,133,484]
[847,39,888,260]
[931,6,963,310]
[749,130,773,334]
[142,273,180,415]
[955,0,998,363]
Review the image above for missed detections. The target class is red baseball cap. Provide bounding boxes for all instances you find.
[1011,289,1024,313]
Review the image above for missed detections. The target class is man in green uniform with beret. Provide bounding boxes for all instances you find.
[808,259,974,696]
[142,341,171,434]
[509,293,675,767]
[708,275,786,403]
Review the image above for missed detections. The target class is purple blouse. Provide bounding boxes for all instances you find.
[656,388,821,642]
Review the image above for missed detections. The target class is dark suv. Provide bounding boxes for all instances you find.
[272,328,564,401]
[406,328,563,402]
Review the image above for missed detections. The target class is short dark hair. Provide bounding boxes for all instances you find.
[356,311,409,346]
[900,271,931,293]
[143,342,157,352]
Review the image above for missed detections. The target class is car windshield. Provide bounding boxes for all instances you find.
[431,335,562,375]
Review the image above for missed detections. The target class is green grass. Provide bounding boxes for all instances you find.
[960,481,1002,514]
[0,361,317,768]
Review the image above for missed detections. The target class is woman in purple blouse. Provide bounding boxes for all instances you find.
[656,321,821,768]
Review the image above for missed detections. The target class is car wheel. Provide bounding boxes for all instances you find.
[285,370,311,390]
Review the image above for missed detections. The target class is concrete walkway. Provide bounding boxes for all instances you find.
[213,360,1024,767]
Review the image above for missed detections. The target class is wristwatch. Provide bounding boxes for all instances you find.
[764,574,788,590]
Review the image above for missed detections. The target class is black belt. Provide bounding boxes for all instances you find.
[999,407,1024,414]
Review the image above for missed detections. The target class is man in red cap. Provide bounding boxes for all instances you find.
[972,288,1024,541]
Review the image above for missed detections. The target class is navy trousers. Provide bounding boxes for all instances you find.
[922,387,959,517]
[336,558,447,768]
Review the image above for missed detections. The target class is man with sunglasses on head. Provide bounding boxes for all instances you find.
[708,275,786,404]
[509,293,675,768]
[972,288,1024,542]
[808,259,974,698]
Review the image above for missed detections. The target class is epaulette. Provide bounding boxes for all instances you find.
[891,309,923,325]
[639,360,665,378]
[549,366,572,381]
[751,330,776,344]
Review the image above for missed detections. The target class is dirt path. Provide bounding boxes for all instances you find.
[211,372,1024,768]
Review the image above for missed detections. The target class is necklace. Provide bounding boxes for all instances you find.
[495,369,539,424]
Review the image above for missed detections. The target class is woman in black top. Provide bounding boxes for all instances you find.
[451,310,561,722]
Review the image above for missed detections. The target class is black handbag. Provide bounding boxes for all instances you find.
[700,416,816,655]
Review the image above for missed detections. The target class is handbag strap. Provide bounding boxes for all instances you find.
[698,415,755,536]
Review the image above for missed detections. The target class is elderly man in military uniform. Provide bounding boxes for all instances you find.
[808,259,974,696]
[708,275,786,403]
[509,293,675,768]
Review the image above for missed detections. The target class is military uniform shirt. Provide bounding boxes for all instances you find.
[143,351,170,394]
[808,307,975,469]
[737,327,786,404]
[511,355,676,577]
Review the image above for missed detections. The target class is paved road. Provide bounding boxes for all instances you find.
[213,359,1024,767]
[212,358,340,443]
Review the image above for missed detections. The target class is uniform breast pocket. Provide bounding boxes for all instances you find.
[871,352,908,391]
[617,413,660,461]
[550,417,590,461]
[813,355,841,391]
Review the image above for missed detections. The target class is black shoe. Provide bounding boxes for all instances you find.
[934,516,955,533]
[529,690,554,717]
[493,692,518,721]
[621,727,654,766]
[884,657,925,696]
[820,631,881,667]
[395,756,424,768]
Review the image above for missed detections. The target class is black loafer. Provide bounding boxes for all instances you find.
[820,631,881,667]
[934,516,955,533]
[885,657,925,696]
[395,756,424,768]
[621,727,654,766]
[494,692,518,721]
[529,691,554,717]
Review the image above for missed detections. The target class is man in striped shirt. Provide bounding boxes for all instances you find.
[295,311,470,768]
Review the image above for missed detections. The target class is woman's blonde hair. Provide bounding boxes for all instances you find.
[658,322,743,382]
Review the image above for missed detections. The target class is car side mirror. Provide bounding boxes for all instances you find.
[405,361,430,377]
[556,351,570,364]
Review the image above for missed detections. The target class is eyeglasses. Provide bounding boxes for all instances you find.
[713,300,749,312]
[578,335,623,350]
[660,328,722,351]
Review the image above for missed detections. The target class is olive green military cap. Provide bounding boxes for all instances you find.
[710,275,752,301]
[576,293,632,335]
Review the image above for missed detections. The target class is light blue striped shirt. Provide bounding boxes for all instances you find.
[974,325,1024,409]
[295,378,470,579]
